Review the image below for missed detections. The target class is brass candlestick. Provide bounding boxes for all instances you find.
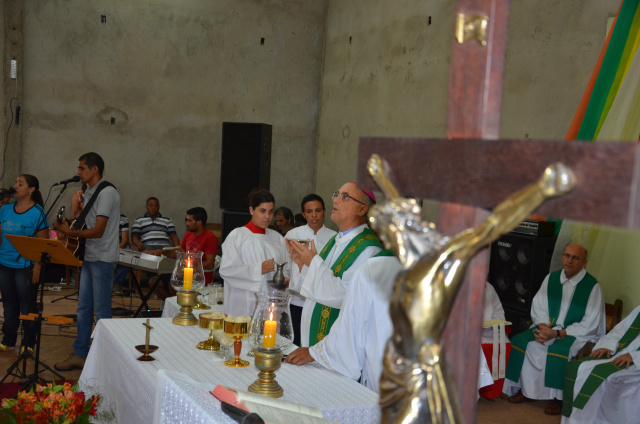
[248,349,284,398]
[173,291,198,326]
[136,318,158,361]
[197,312,225,350]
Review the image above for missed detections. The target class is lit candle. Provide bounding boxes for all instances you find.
[183,259,193,291]
[263,304,278,348]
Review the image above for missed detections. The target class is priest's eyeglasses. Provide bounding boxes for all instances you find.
[332,191,366,206]
[562,253,585,261]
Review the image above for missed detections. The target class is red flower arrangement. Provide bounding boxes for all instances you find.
[0,382,100,424]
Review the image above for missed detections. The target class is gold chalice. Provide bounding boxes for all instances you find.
[223,317,250,367]
[193,288,212,310]
[197,312,225,350]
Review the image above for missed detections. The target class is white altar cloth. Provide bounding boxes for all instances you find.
[161,296,225,318]
[80,318,381,424]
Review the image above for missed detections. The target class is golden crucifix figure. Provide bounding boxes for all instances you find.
[366,154,576,424]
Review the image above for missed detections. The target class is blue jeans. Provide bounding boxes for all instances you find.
[0,264,37,347]
[73,261,116,357]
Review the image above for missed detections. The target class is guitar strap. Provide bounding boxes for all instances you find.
[71,181,115,261]
[73,181,115,230]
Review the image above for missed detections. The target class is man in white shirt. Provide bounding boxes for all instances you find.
[503,243,606,416]
[287,182,383,347]
[285,194,336,347]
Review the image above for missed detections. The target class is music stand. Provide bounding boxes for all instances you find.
[0,235,81,390]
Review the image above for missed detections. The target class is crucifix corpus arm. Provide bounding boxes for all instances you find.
[366,154,576,424]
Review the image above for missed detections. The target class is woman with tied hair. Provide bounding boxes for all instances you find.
[273,206,294,235]
[0,174,48,353]
[220,189,291,317]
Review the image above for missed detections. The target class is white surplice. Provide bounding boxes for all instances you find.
[503,268,606,400]
[562,305,640,424]
[220,227,290,317]
[309,256,400,393]
[285,224,336,308]
[310,256,493,394]
[288,223,381,347]
[482,282,506,343]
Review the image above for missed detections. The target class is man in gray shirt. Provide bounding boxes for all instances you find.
[54,152,120,371]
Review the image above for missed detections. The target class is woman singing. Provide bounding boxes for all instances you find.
[0,175,48,353]
[220,189,290,317]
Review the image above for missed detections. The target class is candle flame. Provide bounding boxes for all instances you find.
[269,301,276,321]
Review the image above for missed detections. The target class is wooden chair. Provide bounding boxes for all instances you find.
[575,299,623,360]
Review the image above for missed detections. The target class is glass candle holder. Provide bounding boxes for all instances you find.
[170,250,205,293]
[247,292,293,398]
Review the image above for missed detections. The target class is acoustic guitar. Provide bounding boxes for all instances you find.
[56,206,86,260]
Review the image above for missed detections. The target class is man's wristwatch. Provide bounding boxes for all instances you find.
[556,330,561,339]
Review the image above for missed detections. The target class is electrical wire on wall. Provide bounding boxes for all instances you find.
[1,59,20,184]
[1,97,19,183]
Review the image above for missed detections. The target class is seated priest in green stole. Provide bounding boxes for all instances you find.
[287,182,383,347]
[503,244,606,416]
[562,304,640,424]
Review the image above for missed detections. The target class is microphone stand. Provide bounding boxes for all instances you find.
[46,183,82,303]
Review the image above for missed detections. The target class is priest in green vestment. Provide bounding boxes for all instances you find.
[562,304,640,424]
[503,244,606,416]
[287,181,383,347]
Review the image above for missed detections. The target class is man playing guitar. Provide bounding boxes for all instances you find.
[53,152,120,371]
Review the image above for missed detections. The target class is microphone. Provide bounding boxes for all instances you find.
[53,175,81,186]
[0,187,15,195]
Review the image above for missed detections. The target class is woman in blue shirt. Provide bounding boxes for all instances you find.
[0,174,48,353]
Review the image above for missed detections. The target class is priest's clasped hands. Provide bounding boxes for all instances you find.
[533,323,566,344]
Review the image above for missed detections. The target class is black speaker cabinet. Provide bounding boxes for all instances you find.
[221,210,252,243]
[488,233,557,316]
[504,306,533,338]
[220,122,272,210]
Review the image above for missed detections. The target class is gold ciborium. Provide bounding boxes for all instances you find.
[197,312,225,350]
[193,287,212,310]
[224,317,250,367]
[172,291,198,326]
[193,299,211,310]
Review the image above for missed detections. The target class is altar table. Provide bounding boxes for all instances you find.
[79,318,381,424]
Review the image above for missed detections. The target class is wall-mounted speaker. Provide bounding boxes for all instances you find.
[488,233,557,316]
[220,122,272,211]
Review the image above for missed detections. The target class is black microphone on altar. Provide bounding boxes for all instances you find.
[0,187,16,195]
[52,175,80,186]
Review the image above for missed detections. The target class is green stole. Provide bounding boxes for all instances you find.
[505,270,598,390]
[562,311,640,417]
[308,227,383,346]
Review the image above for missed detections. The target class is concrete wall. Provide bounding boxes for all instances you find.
[19,0,326,237]
[314,0,640,313]
[315,1,453,204]
[315,0,619,200]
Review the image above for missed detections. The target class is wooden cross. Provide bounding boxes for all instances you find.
[357,1,640,422]
[143,319,154,350]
